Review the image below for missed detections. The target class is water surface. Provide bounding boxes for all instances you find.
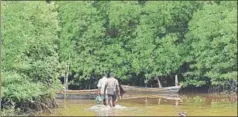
[41,92,237,116]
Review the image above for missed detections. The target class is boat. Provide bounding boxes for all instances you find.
[121,85,181,93]
[56,75,181,99]
[56,89,97,99]
[56,85,181,99]
[121,75,181,93]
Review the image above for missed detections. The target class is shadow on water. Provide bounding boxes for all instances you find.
[40,92,237,116]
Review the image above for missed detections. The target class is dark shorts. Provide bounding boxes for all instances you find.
[106,94,116,102]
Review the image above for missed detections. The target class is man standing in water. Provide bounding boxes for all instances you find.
[104,73,121,107]
[97,73,108,105]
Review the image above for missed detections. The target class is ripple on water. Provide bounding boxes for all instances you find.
[89,104,127,111]
[87,104,130,116]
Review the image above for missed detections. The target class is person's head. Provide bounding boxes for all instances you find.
[102,72,107,77]
[109,72,115,78]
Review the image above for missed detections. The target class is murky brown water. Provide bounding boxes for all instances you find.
[41,92,237,116]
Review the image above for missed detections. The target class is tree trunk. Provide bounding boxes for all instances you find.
[175,75,178,86]
[156,76,163,88]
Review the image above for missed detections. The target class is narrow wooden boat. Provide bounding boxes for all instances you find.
[56,85,181,99]
[56,75,181,99]
[56,89,97,99]
[121,85,181,93]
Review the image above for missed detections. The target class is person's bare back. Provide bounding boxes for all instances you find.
[104,73,120,107]
[106,77,119,95]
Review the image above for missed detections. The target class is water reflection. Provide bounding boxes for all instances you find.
[121,93,182,106]
[41,92,237,116]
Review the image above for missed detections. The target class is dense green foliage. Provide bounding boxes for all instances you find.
[1,1,62,111]
[56,1,236,88]
[57,1,201,82]
[182,1,237,87]
[1,0,237,113]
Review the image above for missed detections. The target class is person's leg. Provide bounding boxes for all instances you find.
[112,95,116,107]
[101,94,105,105]
[104,95,108,106]
[108,95,113,107]
[103,99,106,105]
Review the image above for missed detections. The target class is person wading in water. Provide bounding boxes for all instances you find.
[97,73,108,105]
[104,73,121,107]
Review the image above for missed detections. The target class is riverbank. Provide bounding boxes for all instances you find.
[1,98,59,116]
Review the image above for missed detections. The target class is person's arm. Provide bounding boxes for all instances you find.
[116,80,121,99]
[97,80,101,95]
[104,81,108,96]
[97,88,101,95]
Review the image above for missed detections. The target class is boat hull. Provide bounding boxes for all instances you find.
[56,85,181,99]
[121,85,181,93]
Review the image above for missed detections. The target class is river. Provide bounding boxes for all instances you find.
[40,92,237,116]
